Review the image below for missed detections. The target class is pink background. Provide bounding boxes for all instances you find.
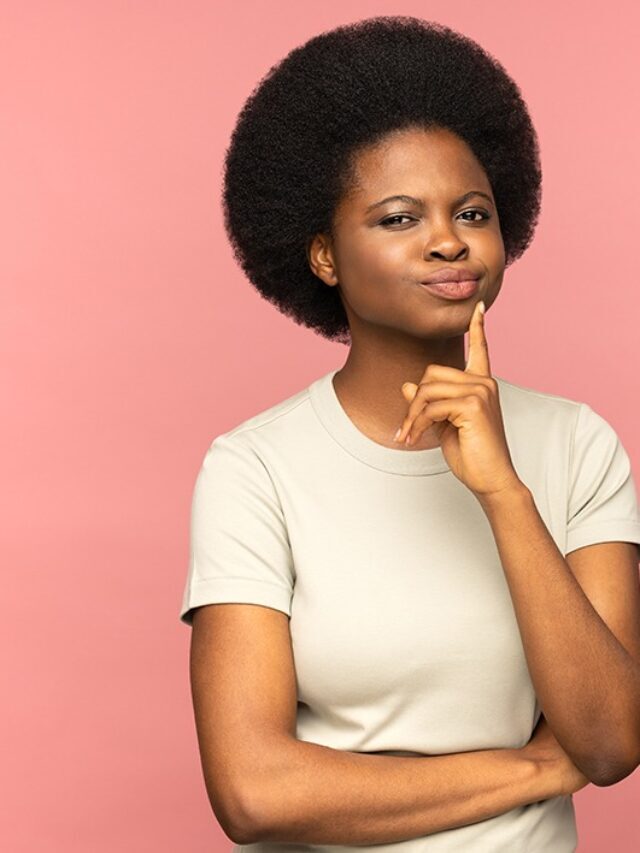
[2,1,639,850]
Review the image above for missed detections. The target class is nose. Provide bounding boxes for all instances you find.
[423,222,468,261]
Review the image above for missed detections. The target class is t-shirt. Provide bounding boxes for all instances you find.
[180,368,640,852]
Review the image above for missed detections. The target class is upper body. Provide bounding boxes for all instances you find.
[180,366,640,852]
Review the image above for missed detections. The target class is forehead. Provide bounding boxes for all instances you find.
[347,126,489,199]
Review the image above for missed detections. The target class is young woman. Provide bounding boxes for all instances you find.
[180,17,640,852]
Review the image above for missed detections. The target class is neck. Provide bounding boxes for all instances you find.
[332,333,466,439]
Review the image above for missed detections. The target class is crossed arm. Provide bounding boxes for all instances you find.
[478,481,640,786]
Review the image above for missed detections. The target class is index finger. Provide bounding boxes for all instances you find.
[464,300,491,376]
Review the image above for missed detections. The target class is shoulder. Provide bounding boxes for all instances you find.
[494,374,583,439]
[195,379,320,485]
[495,375,624,446]
[495,374,581,414]
[205,380,314,455]
[494,376,634,505]
[222,384,312,440]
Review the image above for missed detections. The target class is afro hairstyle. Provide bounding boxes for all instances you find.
[222,15,542,345]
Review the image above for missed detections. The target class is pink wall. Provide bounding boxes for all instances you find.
[1,1,638,850]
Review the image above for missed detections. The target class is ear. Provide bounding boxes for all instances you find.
[307,233,339,287]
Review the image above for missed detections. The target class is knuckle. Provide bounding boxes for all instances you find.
[424,364,438,380]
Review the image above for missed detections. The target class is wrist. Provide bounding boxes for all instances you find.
[518,748,568,799]
[476,479,532,515]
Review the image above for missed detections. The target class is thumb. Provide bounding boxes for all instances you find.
[401,382,418,402]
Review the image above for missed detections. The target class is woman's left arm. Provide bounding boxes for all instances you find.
[479,483,640,787]
[395,302,640,788]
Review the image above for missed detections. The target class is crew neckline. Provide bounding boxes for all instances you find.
[309,368,453,476]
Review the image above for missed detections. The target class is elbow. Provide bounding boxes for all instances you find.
[222,739,299,844]
[566,719,640,787]
[211,736,299,844]
[580,750,640,788]
[588,762,637,787]
[226,821,261,847]
[220,787,266,846]
[201,774,264,846]
[593,731,640,787]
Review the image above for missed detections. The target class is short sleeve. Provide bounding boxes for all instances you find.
[565,402,640,556]
[179,432,295,626]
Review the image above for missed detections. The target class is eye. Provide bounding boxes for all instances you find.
[458,209,491,222]
[379,209,491,228]
[379,214,416,227]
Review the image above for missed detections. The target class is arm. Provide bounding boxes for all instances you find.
[247,735,560,846]
[478,482,640,785]
[190,603,567,848]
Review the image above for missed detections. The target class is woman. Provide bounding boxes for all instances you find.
[180,17,640,851]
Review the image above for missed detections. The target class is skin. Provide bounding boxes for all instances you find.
[308,124,506,449]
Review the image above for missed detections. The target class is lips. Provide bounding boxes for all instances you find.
[419,279,479,300]
[420,268,480,284]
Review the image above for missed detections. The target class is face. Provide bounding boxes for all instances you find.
[308,125,505,342]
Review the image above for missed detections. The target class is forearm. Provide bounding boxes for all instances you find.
[240,737,562,845]
[478,482,640,779]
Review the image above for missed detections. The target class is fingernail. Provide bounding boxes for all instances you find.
[393,427,402,442]
[479,300,485,315]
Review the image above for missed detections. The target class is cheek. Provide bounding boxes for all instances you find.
[336,239,411,321]
[483,265,505,310]
[478,227,505,266]
[344,268,398,317]
[467,234,505,282]
[345,233,412,285]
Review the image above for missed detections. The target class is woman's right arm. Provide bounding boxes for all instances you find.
[189,603,579,847]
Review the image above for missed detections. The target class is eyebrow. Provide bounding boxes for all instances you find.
[365,190,494,213]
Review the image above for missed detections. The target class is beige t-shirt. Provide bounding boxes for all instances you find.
[180,368,640,852]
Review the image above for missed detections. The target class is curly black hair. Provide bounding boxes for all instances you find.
[222,16,542,345]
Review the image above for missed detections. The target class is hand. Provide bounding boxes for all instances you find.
[393,300,522,498]
[522,713,591,795]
